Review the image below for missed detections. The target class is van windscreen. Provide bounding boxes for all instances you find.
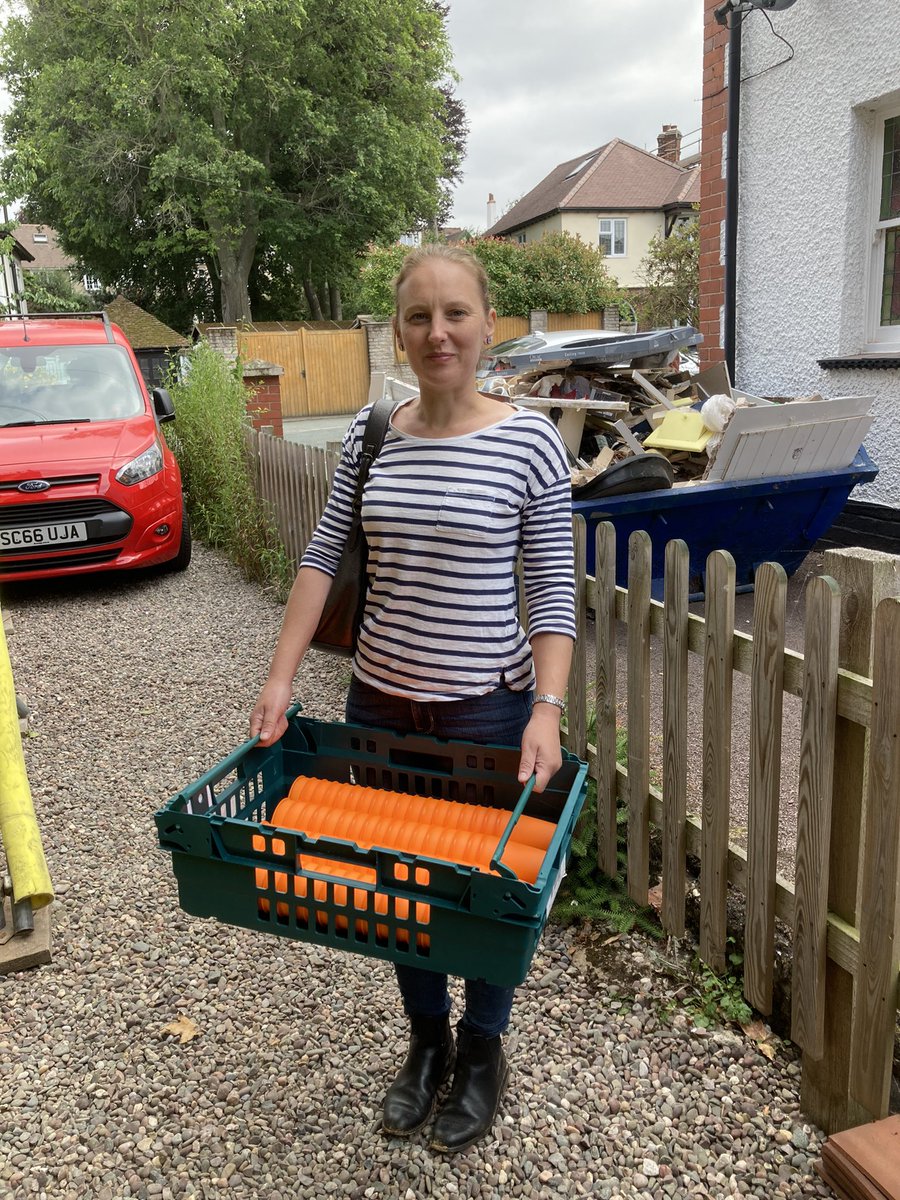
[0,344,145,425]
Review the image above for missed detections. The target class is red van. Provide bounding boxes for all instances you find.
[0,311,190,582]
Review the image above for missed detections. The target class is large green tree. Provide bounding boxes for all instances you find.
[1,0,459,323]
[637,214,699,329]
[357,233,622,319]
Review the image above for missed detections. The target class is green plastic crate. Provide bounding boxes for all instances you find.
[155,710,589,987]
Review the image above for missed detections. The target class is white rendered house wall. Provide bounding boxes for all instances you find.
[734,1,900,507]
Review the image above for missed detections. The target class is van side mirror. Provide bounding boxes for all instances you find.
[152,386,176,424]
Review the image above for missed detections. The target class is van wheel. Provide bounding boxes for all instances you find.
[166,510,192,572]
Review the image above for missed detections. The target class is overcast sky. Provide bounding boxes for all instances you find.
[444,0,704,232]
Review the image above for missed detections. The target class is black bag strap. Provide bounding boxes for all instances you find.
[350,392,397,520]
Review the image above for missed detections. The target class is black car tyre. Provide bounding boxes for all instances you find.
[165,508,192,572]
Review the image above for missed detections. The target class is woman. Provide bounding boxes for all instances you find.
[250,243,576,1153]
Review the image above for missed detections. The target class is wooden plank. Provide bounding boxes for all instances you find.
[566,517,588,759]
[661,539,689,937]
[700,550,735,974]
[744,562,787,1015]
[595,523,619,877]
[791,575,840,1057]
[803,548,900,1133]
[605,584,873,730]
[626,530,652,903]
[850,596,900,1115]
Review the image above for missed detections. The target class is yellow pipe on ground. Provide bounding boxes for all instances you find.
[0,604,53,909]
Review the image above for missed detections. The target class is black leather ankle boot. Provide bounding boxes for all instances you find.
[430,1026,509,1153]
[382,1014,455,1137]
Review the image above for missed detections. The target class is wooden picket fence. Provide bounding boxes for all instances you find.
[243,426,339,564]
[562,518,900,1135]
[241,428,900,1135]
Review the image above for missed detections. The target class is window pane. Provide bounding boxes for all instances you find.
[613,220,626,256]
[880,116,900,221]
[599,219,611,255]
[881,227,900,325]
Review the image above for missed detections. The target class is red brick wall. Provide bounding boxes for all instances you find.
[699,0,730,366]
[244,375,284,439]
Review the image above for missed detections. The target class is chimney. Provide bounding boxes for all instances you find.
[486,193,496,230]
[657,124,682,164]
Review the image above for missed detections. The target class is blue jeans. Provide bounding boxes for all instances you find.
[345,675,533,1038]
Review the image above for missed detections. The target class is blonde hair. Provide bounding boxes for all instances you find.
[392,243,492,314]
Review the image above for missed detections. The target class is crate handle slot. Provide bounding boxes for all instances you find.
[388,747,455,775]
[490,773,537,880]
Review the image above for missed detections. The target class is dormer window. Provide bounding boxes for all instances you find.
[563,156,595,181]
[32,231,48,243]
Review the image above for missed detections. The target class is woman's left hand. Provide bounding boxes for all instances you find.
[517,709,563,793]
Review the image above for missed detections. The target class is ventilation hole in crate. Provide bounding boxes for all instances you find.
[484,756,495,771]
[430,777,443,799]
[414,774,425,794]
[366,739,376,753]
[366,766,378,787]
[483,785,494,804]
[465,782,477,802]
[382,769,393,789]
[350,736,361,751]
[354,920,369,943]
[448,780,459,801]
[394,863,409,882]
[272,838,286,856]
[294,905,310,930]
[398,773,409,792]
[415,867,430,886]
[466,755,477,769]
[375,924,390,948]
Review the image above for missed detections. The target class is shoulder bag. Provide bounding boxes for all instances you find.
[309,393,396,656]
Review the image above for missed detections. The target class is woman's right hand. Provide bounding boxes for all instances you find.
[250,679,293,746]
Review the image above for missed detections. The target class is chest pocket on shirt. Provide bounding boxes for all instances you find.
[436,485,514,540]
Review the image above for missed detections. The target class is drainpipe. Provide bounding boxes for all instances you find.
[723,12,742,384]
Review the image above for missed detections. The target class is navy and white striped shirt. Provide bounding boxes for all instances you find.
[301,401,576,701]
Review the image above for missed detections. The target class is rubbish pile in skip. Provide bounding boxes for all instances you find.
[472,327,874,498]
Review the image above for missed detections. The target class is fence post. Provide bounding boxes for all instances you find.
[801,548,900,1133]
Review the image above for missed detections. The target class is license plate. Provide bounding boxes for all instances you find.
[0,522,89,550]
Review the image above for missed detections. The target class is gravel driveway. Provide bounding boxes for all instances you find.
[1,545,833,1199]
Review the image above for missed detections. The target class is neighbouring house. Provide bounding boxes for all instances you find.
[0,232,33,313]
[13,223,100,294]
[485,125,700,289]
[699,0,900,533]
[104,295,191,389]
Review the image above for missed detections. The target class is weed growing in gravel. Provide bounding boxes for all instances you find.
[552,723,661,937]
[662,939,754,1029]
[165,344,295,598]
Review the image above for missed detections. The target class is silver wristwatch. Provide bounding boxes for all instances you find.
[533,693,566,713]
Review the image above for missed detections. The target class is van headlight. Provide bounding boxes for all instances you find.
[116,442,163,485]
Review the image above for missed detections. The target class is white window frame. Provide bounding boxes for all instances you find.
[866,105,900,349]
[516,232,526,245]
[599,218,627,258]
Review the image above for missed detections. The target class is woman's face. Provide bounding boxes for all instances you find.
[394,260,495,394]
